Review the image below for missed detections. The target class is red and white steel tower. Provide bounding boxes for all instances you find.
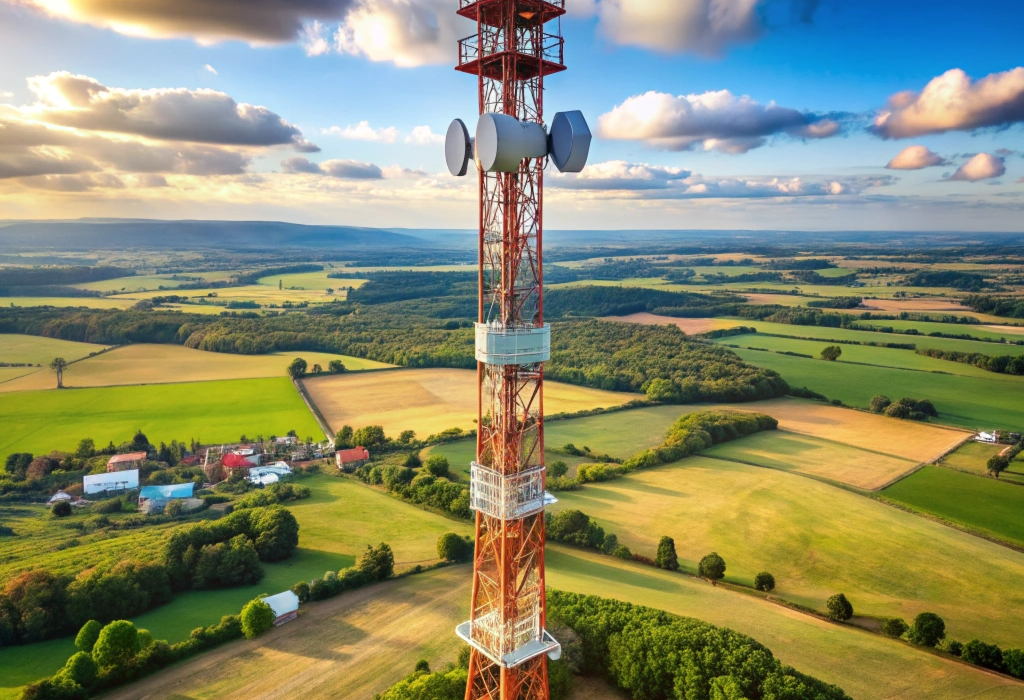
[445,2,591,699]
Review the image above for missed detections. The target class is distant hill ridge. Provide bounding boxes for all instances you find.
[0,219,427,250]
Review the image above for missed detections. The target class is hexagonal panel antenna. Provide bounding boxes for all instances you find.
[446,118,473,177]
[549,111,591,173]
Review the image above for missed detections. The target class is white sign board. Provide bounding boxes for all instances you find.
[84,469,139,495]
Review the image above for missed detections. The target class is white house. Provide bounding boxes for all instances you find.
[261,590,300,626]
[976,431,998,444]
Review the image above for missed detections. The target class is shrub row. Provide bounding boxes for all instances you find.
[916,348,1024,375]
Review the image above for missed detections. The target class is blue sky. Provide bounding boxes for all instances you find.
[1,0,1022,231]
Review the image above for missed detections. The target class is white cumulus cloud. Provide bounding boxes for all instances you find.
[203,64,218,75]
[948,153,1006,182]
[598,89,839,154]
[281,156,383,179]
[324,121,399,143]
[885,145,948,170]
[405,126,444,145]
[873,67,1024,139]
[333,0,470,67]
[595,0,763,57]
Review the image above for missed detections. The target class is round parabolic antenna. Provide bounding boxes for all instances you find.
[550,110,592,173]
[445,118,472,177]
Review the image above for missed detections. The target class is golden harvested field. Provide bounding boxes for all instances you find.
[0,344,391,392]
[707,397,969,465]
[0,334,109,365]
[303,368,637,437]
[113,283,346,306]
[100,566,471,700]
[601,312,738,334]
[706,429,918,489]
[985,324,1024,335]
[0,367,36,384]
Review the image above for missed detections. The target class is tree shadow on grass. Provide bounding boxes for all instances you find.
[547,548,680,595]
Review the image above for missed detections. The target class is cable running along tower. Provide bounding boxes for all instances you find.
[445,2,591,699]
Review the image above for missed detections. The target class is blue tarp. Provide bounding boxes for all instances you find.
[139,483,194,500]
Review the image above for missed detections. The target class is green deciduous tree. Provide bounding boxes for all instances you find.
[287,357,307,379]
[910,612,945,647]
[92,620,140,668]
[240,599,275,639]
[74,620,102,653]
[988,454,1010,478]
[424,454,450,479]
[437,533,472,562]
[334,425,354,450]
[549,460,568,478]
[60,651,97,687]
[826,593,853,622]
[753,572,775,592]
[357,543,395,581]
[870,395,891,413]
[654,536,679,571]
[698,552,726,585]
[962,640,1004,671]
[328,360,346,373]
[881,617,908,638]
[51,501,72,518]
[49,357,68,388]
[820,346,842,361]
[353,425,387,451]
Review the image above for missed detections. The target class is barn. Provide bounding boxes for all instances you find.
[336,447,370,472]
[261,590,300,626]
[107,452,147,472]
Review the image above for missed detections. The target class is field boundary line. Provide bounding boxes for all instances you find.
[294,378,334,440]
[699,454,872,495]
[872,433,974,491]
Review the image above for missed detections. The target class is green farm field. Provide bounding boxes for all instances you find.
[547,547,1024,700]
[722,317,1024,355]
[258,270,368,291]
[939,441,1024,485]
[434,399,964,489]
[0,377,322,461]
[714,333,1006,377]
[0,334,109,365]
[0,343,391,392]
[730,348,1024,430]
[548,456,1024,647]
[853,317,1024,342]
[73,274,193,293]
[882,466,1024,546]
[3,296,135,310]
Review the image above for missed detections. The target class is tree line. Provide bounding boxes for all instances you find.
[0,505,298,647]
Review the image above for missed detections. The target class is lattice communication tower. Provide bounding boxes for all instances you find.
[445,2,591,699]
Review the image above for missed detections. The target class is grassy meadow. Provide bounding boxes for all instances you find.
[548,455,1024,647]
[0,343,391,393]
[547,547,1024,700]
[0,334,109,365]
[939,440,1024,485]
[882,466,1024,546]
[729,348,1024,430]
[715,333,1006,377]
[0,377,322,461]
[304,368,637,438]
[3,297,136,310]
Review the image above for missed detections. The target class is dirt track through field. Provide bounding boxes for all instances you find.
[100,566,470,700]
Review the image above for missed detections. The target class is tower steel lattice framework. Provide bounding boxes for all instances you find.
[453,1,568,699]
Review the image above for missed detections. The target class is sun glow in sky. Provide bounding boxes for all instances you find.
[0,0,1022,231]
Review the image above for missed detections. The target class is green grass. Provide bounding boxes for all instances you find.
[0,377,322,462]
[714,333,1001,377]
[430,405,687,480]
[882,466,1024,546]
[730,348,1024,430]
[719,318,1024,356]
[2,297,135,310]
[547,547,1024,700]
[73,275,194,293]
[0,334,109,365]
[939,441,1024,485]
[548,455,1024,647]
[854,318,1024,342]
[0,473,470,697]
